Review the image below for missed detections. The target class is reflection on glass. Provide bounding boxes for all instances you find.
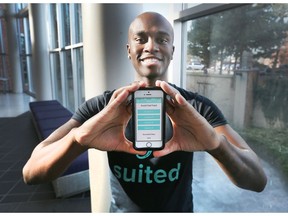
[62,4,71,46]
[186,4,288,75]
[75,47,85,104]
[50,4,59,49]
[184,3,288,185]
[75,4,83,43]
[48,4,84,111]
[64,50,74,111]
[51,53,62,103]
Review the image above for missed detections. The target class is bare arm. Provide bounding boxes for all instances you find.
[23,81,146,185]
[208,124,267,192]
[22,119,86,184]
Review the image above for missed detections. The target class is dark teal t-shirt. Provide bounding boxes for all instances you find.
[72,84,227,212]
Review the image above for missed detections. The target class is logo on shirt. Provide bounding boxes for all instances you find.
[112,162,181,184]
[136,150,152,159]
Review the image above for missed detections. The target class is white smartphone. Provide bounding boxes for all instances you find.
[132,87,165,150]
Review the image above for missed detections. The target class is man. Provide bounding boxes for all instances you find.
[23,12,267,212]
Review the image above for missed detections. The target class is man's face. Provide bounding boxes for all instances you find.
[127,13,174,81]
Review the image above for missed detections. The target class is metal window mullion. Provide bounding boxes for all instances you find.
[0,19,7,79]
[49,52,56,98]
[56,4,64,49]
[181,21,187,89]
[56,3,68,106]
[47,4,56,98]
[70,4,76,45]
[15,14,26,92]
[70,4,79,111]
[59,51,67,106]
[23,17,33,93]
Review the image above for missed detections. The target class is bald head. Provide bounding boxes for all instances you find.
[126,12,175,84]
[128,12,174,43]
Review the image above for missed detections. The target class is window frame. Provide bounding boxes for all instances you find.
[48,3,84,111]
[16,4,34,96]
[173,3,248,88]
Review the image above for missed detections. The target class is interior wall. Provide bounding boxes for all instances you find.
[103,4,142,90]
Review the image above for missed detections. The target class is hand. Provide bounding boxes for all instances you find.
[73,81,147,155]
[153,80,221,157]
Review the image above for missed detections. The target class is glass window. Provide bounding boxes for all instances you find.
[49,3,83,111]
[74,4,82,43]
[64,50,74,111]
[16,4,33,95]
[49,4,59,49]
[75,47,85,104]
[183,4,288,122]
[0,16,10,93]
[61,4,71,46]
[181,4,288,212]
[50,52,62,102]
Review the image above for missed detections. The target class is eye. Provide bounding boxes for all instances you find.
[157,38,169,44]
[135,37,146,44]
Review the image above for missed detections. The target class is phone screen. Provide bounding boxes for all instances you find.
[133,88,165,150]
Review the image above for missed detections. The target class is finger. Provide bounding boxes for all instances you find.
[156,80,187,107]
[126,81,147,92]
[156,81,178,100]
[117,139,147,155]
[110,81,147,104]
[108,88,131,108]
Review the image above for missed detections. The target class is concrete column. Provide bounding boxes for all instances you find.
[233,50,255,129]
[233,69,256,129]
[5,4,22,93]
[233,70,248,128]
[81,3,142,212]
[82,4,110,213]
[29,4,52,100]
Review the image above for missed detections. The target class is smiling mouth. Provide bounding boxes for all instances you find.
[140,57,162,64]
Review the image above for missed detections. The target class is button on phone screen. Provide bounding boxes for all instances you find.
[136,97,162,142]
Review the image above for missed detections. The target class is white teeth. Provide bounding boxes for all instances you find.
[143,58,159,63]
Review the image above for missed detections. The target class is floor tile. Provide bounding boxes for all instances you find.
[0,171,22,182]
[0,202,21,212]
[0,182,15,195]
[1,193,32,203]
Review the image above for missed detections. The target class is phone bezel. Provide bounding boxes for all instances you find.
[132,87,166,151]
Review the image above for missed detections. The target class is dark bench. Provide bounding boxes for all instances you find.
[29,100,89,198]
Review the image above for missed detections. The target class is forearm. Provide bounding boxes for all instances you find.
[23,129,87,184]
[207,134,267,192]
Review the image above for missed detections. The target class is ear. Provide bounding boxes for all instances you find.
[127,44,131,59]
[171,46,175,60]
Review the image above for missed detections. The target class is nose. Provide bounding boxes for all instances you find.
[144,38,159,53]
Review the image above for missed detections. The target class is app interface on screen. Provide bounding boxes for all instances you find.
[136,97,162,142]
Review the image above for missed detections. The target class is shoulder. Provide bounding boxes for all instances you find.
[169,83,197,99]
[169,83,227,127]
[72,90,115,123]
[169,83,207,103]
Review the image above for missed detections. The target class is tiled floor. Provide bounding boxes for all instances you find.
[0,93,91,212]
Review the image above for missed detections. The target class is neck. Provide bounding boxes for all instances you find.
[136,74,168,87]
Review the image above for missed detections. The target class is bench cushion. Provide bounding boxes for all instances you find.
[29,100,90,198]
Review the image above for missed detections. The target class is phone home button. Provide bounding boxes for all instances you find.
[146,142,152,148]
